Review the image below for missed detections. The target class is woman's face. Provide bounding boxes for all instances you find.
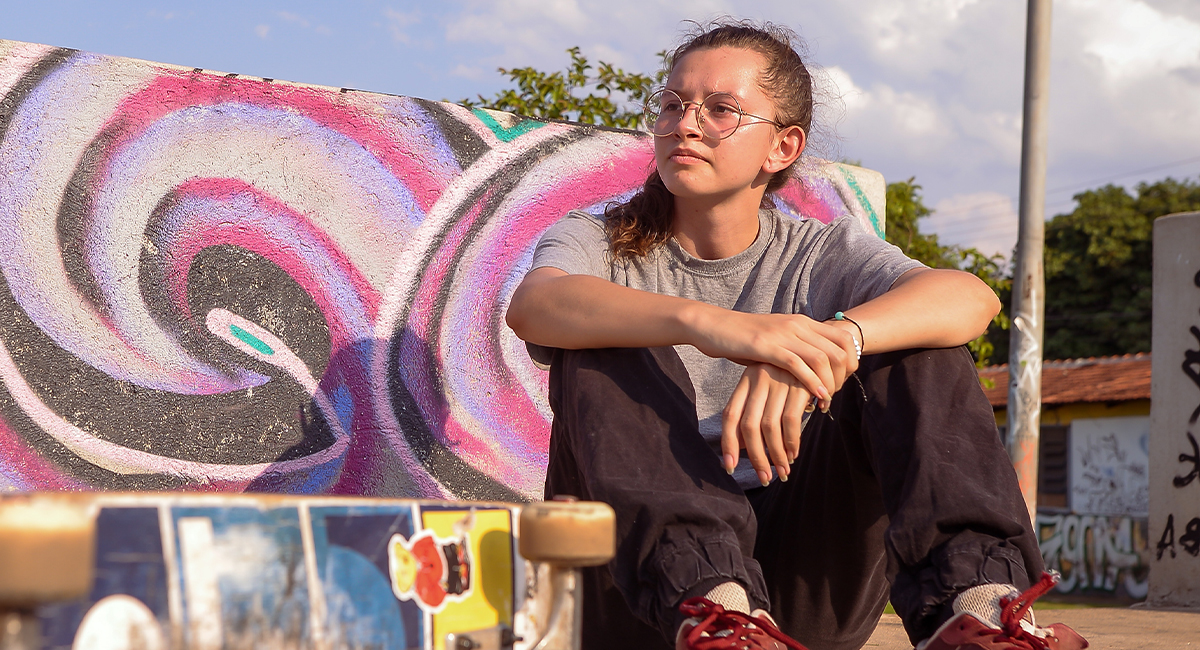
[654,47,783,205]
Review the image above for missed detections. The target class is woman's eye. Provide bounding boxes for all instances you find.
[661,101,684,113]
[709,103,738,116]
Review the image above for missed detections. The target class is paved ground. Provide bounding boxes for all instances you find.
[863,607,1200,649]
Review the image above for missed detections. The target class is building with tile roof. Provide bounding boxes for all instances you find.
[977,353,1151,600]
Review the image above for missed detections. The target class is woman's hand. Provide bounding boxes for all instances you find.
[720,362,812,486]
[684,308,859,409]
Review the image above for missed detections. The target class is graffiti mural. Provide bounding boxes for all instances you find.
[1069,416,1149,517]
[1037,513,1150,599]
[0,40,882,500]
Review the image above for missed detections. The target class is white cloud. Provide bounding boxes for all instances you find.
[930,192,1018,259]
[255,24,270,39]
[451,63,484,79]
[272,10,331,36]
[277,11,310,28]
[384,7,421,44]
[1068,0,1200,80]
[430,0,1200,226]
[442,0,731,73]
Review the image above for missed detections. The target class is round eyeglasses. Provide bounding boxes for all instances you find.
[643,89,785,140]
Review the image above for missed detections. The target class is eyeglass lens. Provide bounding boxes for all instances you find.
[645,90,743,139]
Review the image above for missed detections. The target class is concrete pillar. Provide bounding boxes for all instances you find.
[1149,211,1200,607]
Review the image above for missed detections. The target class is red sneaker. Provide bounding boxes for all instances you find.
[919,573,1089,650]
[675,598,808,650]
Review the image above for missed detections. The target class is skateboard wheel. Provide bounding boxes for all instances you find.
[519,499,615,567]
[0,495,95,605]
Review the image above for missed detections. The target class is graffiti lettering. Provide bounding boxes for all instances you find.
[1037,513,1148,598]
[1186,326,1200,425]
[1183,518,1200,557]
[1176,431,1200,488]
[1158,514,1176,560]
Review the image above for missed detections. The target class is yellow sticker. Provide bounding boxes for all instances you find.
[421,508,514,650]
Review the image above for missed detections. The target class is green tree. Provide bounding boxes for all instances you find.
[1037,177,1200,360]
[885,178,1011,367]
[460,47,662,129]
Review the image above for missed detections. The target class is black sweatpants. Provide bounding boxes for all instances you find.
[543,345,1044,650]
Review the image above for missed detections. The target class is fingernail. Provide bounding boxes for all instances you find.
[758,471,770,487]
[804,402,816,413]
[821,402,830,414]
[724,454,736,474]
[778,466,788,482]
[819,387,831,400]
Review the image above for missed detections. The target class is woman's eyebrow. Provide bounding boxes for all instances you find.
[663,87,743,101]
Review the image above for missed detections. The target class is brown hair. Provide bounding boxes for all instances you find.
[605,19,815,258]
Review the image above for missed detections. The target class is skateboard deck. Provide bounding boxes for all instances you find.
[0,493,613,650]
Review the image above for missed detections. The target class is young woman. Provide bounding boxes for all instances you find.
[506,21,1087,650]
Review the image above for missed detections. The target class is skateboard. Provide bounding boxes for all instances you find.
[0,492,614,650]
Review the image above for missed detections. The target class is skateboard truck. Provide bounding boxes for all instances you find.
[451,496,615,650]
[0,494,96,650]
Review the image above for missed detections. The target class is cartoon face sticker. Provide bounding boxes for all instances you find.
[388,529,472,612]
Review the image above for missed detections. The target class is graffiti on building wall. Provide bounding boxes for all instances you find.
[1069,417,1149,517]
[1037,513,1149,598]
[0,41,879,499]
[1156,269,1200,561]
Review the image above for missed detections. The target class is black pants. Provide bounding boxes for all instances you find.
[544,345,1044,650]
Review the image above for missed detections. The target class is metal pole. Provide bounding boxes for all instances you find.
[1007,0,1053,527]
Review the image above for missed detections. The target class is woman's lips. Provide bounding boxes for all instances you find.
[670,149,707,164]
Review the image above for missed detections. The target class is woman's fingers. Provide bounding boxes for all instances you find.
[722,364,811,487]
[772,348,829,411]
[720,373,751,475]
[783,383,809,462]
[760,371,791,480]
[736,371,772,486]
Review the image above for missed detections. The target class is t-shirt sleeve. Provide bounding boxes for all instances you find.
[529,210,611,279]
[803,215,926,319]
[523,211,613,369]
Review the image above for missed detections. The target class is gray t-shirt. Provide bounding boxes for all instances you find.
[528,208,924,488]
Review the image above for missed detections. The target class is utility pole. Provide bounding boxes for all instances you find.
[1008,0,1053,526]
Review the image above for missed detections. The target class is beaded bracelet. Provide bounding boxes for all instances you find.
[833,311,864,360]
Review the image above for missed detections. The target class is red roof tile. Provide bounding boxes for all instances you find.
[977,353,1151,408]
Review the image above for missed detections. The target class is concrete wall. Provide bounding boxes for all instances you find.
[1149,211,1200,607]
[0,40,884,500]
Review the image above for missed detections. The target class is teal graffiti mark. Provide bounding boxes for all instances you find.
[839,166,883,238]
[471,108,543,143]
[230,324,274,355]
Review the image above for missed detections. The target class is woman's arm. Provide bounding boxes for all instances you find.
[506,266,859,403]
[722,266,1000,485]
[835,267,1001,354]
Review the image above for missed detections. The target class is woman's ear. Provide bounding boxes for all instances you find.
[763,126,806,174]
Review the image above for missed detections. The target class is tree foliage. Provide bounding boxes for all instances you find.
[1036,177,1200,360]
[460,47,663,129]
[885,178,1011,367]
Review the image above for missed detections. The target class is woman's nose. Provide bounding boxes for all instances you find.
[674,104,704,138]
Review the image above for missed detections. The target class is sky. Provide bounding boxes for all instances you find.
[3,0,1199,261]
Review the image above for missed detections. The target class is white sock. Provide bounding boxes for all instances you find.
[703,581,751,614]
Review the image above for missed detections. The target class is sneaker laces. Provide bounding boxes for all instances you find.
[678,598,808,650]
[994,572,1060,650]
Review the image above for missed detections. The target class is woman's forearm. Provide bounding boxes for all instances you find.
[507,267,861,402]
[842,268,1001,354]
[506,268,709,349]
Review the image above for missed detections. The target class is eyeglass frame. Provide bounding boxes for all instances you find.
[643,88,787,140]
